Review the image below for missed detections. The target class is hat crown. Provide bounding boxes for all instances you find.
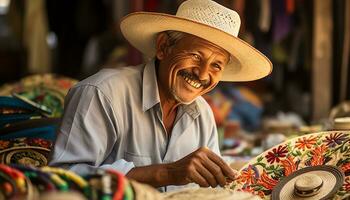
[176,0,241,37]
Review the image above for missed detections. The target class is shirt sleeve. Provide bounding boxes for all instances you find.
[49,85,135,175]
[207,121,222,157]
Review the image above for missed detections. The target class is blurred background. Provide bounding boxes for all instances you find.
[0,0,349,167]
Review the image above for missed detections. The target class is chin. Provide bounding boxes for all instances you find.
[171,90,196,105]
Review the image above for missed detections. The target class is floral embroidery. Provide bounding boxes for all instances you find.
[256,170,278,190]
[323,132,348,147]
[344,177,350,191]
[27,138,52,149]
[295,136,317,150]
[341,163,350,174]
[281,155,297,176]
[0,141,9,149]
[238,165,258,185]
[230,131,350,200]
[265,145,288,164]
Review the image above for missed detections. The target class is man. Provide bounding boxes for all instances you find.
[49,0,272,192]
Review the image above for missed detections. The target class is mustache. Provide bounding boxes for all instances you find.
[179,70,210,87]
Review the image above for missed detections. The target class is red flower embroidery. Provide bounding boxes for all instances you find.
[257,170,278,190]
[265,145,288,164]
[238,165,257,185]
[28,138,52,149]
[344,177,350,191]
[281,155,297,176]
[310,144,327,166]
[257,191,265,199]
[341,162,350,173]
[0,141,10,149]
[295,136,317,150]
[238,186,254,193]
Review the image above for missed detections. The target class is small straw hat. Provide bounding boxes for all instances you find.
[120,0,272,82]
[271,165,344,200]
[333,117,350,130]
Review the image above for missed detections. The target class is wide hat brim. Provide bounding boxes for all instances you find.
[271,165,344,200]
[120,12,273,82]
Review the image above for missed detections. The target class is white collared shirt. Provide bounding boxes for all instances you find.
[49,59,220,191]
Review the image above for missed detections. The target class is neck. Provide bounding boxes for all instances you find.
[159,87,180,117]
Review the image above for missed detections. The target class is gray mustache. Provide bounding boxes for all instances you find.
[179,70,210,87]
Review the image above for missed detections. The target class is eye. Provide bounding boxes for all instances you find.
[191,53,201,61]
[213,63,222,71]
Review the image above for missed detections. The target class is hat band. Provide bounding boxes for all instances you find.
[294,181,323,197]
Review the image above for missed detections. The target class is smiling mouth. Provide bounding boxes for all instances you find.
[179,70,203,89]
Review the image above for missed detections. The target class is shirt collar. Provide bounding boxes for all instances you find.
[142,59,161,111]
[142,59,200,118]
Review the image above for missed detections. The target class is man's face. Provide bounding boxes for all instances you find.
[156,33,230,104]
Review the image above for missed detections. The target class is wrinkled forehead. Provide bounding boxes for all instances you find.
[178,33,232,62]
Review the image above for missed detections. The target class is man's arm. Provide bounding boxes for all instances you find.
[49,85,131,173]
[126,147,237,188]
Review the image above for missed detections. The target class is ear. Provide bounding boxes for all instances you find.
[155,32,169,60]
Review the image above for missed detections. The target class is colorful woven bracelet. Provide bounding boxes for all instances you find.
[0,170,16,198]
[123,180,134,200]
[106,169,125,200]
[0,164,26,193]
[41,166,90,197]
[84,170,113,200]
[11,164,56,192]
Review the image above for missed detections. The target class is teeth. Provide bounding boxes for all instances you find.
[182,75,201,89]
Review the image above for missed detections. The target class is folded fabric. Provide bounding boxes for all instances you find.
[0,118,60,141]
[0,96,36,114]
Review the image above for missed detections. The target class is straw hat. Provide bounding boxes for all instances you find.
[333,117,350,130]
[229,131,350,200]
[120,0,272,82]
[271,165,344,200]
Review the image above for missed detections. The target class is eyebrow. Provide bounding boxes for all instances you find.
[197,50,228,65]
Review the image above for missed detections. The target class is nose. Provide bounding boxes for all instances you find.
[193,65,210,81]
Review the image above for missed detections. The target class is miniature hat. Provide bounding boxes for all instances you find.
[230,131,350,200]
[271,165,344,200]
[120,0,272,82]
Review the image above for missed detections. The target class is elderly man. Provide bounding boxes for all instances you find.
[49,0,272,191]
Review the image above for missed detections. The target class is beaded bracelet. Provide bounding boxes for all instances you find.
[0,170,17,198]
[41,166,90,197]
[84,169,113,200]
[106,169,125,200]
[123,180,134,200]
[0,164,26,193]
[24,174,40,200]
[48,172,69,191]
[11,164,56,192]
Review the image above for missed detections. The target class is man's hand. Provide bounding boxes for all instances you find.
[126,147,237,188]
[165,147,237,187]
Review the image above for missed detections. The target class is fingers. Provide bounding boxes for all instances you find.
[200,156,227,187]
[205,150,237,181]
[189,169,211,187]
[194,160,219,187]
